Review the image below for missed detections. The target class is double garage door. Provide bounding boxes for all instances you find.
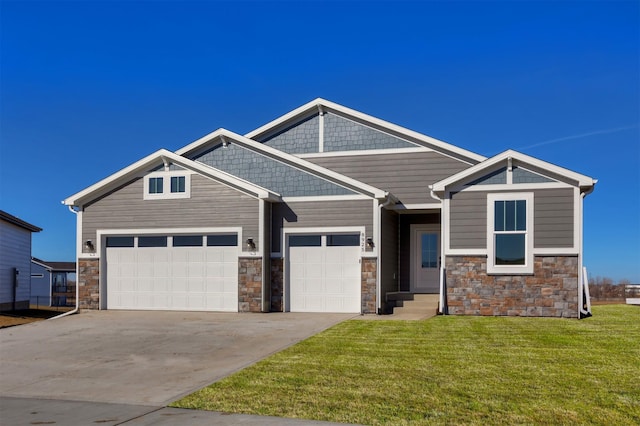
[287,233,362,313]
[105,234,238,311]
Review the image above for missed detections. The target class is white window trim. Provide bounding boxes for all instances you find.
[487,192,534,275]
[143,171,192,200]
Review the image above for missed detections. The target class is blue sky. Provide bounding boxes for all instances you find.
[1,1,638,282]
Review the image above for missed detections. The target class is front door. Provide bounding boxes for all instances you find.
[410,225,440,293]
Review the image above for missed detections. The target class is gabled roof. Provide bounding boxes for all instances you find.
[31,257,76,272]
[0,210,42,232]
[430,149,597,194]
[62,149,280,207]
[244,98,486,164]
[176,128,389,200]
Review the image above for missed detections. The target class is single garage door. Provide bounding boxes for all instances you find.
[106,234,238,311]
[287,233,361,313]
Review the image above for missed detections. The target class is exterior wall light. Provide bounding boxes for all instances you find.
[246,237,256,251]
[84,240,95,252]
[366,237,374,248]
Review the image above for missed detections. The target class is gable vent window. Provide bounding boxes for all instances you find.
[487,193,534,275]
[144,172,191,200]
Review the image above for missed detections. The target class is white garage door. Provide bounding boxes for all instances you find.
[287,233,361,313]
[106,234,238,312]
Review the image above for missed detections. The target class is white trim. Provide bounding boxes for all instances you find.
[296,146,431,159]
[390,203,442,211]
[96,227,245,258]
[63,149,279,206]
[450,181,572,193]
[533,248,579,255]
[318,108,324,153]
[432,149,596,193]
[444,248,487,256]
[281,194,371,202]
[143,171,192,200]
[244,98,485,164]
[487,193,534,275]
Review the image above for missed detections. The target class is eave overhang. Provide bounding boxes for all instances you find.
[243,98,487,165]
[62,149,281,207]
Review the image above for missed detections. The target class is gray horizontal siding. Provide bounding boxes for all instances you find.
[82,174,259,253]
[449,188,575,250]
[271,199,373,253]
[308,151,470,204]
[534,188,574,248]
[0,222,32,304]
[449,191,487,249]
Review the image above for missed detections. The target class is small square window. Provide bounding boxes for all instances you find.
[148,177,163,194]
[171,176,185,193]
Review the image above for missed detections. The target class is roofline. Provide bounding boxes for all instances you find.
[176,128,389,200]
[431,149,597,192]
[243,98,486,164]
[0,210,42,232]
[63,149,280,207]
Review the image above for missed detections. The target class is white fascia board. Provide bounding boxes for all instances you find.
[245,98,486,164]
[63,149,279,207]
[431,149,596,193]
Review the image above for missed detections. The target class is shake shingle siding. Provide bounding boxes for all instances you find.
[194,144,354,197]
[323,113,416,151]
[259,114,319,154]
[82,174,259,249]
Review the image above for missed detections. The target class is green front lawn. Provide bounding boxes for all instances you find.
[173,305,640,425]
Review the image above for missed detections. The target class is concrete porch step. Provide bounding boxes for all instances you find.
[389,294,439,320]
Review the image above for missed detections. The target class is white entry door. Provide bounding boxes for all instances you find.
[105,234,239,311]
[410,225,440,293]
[287,233,361,313]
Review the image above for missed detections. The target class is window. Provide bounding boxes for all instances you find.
[138,236,167,247]
[421,233,438,268]
[289,235,322,247]
[106,236,134,247]
[171,176,185,193]
[207,234,238,247]
[327,234,360,247]
[173,235,203,247]
[148,177,163,194]
[144,173,191,200]
[487,193,534,274]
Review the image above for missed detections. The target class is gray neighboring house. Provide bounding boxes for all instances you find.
[30,258,76,307]
[0,210,42,311]
[63,99,597,318]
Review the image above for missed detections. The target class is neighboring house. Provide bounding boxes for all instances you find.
[63,99,596,318]
[30,258,76,307]
[0,210,42,311]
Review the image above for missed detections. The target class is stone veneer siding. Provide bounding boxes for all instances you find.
[270,258,284,312]
[238,257,262,312]
[361,258,377,314]
[78,258,100,310]
[445,256,579,318]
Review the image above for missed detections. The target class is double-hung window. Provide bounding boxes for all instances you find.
[487,193,534,274]
[144,172,191,200]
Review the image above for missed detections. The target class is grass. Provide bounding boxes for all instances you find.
[0,307,73,328]
[172,305,640,425]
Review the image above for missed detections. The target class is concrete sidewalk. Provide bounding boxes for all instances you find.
[0,397,355,426]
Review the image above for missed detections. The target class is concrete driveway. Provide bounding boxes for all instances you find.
[0,310,354,424]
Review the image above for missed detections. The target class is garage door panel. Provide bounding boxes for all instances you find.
[288,234,361,313]
[106,236,239,312]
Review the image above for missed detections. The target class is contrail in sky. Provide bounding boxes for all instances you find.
[517,124,638,151]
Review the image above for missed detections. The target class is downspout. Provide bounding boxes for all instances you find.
[49,205,80,320]
[377,193,395,314]
[429,187,446,314]
[578,191,591,318]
